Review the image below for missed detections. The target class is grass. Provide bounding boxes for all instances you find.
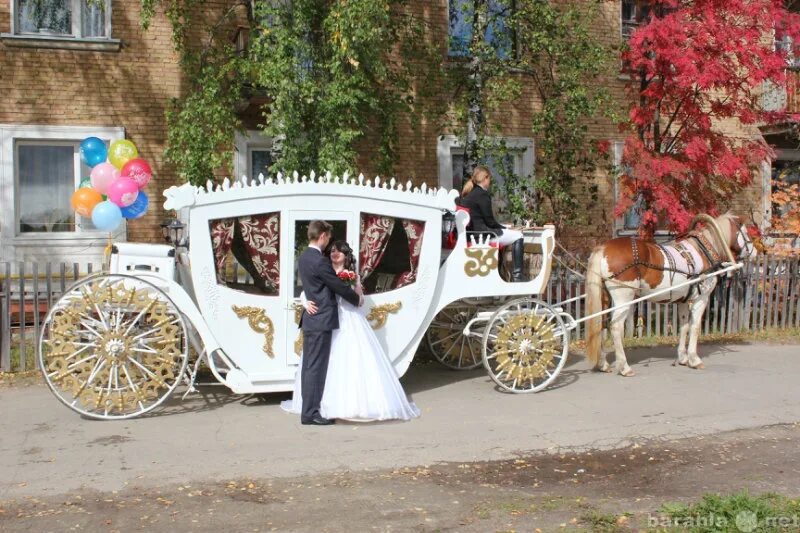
[653,491,800,532]
[8,343,36,371]
[580,509,631,532]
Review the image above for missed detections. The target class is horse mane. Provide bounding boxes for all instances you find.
[714,212,737,246]
[696,212,737,255]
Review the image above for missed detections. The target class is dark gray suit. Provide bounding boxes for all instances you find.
[298,247,360,422]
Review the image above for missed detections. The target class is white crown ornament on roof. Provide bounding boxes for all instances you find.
[163,171,459,212]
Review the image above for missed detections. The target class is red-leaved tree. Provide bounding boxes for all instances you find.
[618,0,800,236]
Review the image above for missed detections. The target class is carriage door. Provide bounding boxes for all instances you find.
[284,211,356,365]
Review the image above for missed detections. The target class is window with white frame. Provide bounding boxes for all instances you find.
[12,0,111,39]
[0,125,124,238]
[437,135,533,217]
[234,130,274,180]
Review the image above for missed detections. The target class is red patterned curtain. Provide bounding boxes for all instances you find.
[210,218,235,278]
[394,219,425,289]
[236,213,281,290]
[359,214,395,281]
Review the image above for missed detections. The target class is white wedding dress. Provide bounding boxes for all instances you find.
[281,297,420,422]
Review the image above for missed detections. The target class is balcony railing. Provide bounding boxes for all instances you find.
[761,69,800,115]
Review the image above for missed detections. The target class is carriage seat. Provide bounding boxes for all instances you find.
[110,243,176,282]
[450,205,504,250]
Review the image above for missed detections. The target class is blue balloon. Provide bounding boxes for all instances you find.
[91,200,123,232]
[80,137,108,168]
[120,191,149,219]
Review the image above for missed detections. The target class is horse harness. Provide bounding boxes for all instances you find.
[610,231,725,303]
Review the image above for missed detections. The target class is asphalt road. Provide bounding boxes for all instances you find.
[1,342,798,501]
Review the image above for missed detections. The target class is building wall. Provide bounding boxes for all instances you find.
[0,0,773,261]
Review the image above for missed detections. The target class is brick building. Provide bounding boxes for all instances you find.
[0,1,786,262]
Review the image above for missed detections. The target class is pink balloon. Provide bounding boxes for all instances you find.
[106,177,140,207]
[90,163,120,195]
[121,158,153,189]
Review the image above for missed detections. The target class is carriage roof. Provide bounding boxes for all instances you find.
[163,171,459,214]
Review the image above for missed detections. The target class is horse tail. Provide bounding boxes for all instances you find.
[585,246,606,367]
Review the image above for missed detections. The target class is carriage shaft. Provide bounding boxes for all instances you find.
[571,262,742,326]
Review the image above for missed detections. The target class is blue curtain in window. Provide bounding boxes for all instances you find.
[448,0,513,58]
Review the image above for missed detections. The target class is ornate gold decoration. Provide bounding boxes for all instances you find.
[41,278,185,417]
[464,247,499,277]
[491,313,559,385]
[232,305,275,357]
[292,302,304,357]
[367,302,402,329]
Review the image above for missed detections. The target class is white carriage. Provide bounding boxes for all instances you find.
[38,173,568,420]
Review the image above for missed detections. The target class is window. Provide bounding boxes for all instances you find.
[0,125,125,260]
[16,141,93,233]
[448,0,514,58]
[359,214,425,294]
[770,157,800,225]
[612,140,672,234]
[13,0,110,38]
[437,135,534,218]
[775,28,800,70]
[612,141,642,231]
[235,130,274,180]
[210,213,282,296]
[621,0,649,42]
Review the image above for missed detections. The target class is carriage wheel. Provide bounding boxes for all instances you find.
[38,273,189,420]
[425,301,483,370]
[481,297,569,393]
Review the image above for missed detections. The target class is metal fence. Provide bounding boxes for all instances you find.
[1,256,799,373]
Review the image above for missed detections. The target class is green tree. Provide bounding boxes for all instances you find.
[447,0,613,227]
[139,0,440,185]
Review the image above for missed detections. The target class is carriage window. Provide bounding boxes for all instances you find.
[209,213,280,295]
[359,213,425,295]
[293,219,348,298]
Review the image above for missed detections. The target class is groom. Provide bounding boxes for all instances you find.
[298,220,363,426]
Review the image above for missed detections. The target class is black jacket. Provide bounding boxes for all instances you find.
[460,185,505,237]
[298,247,361,332]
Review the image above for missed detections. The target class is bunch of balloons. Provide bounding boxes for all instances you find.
[70,137,152,232]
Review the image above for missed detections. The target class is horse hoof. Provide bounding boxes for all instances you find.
[678,361,689,367]
[690,363,705,370]
[595,366,613,374]
[620,368,636,377]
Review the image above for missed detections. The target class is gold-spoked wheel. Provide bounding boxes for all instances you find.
[38,273,188,420]
[481,297,569,393]
[425,301,483,370]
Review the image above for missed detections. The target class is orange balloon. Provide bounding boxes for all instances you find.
[71,187,103,218]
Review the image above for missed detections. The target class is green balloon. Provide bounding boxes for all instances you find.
[79,177,92,189]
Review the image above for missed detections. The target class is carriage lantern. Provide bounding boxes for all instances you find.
[441,211,456,245]
[160,218,185,246]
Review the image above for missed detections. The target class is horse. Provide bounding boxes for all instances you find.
[585,213,757,376]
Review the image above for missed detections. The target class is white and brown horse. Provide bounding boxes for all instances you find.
[585,213,757,376]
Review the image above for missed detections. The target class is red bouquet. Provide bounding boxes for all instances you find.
[337,269,357,286]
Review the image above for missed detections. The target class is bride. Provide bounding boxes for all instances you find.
[281,240,420,422]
